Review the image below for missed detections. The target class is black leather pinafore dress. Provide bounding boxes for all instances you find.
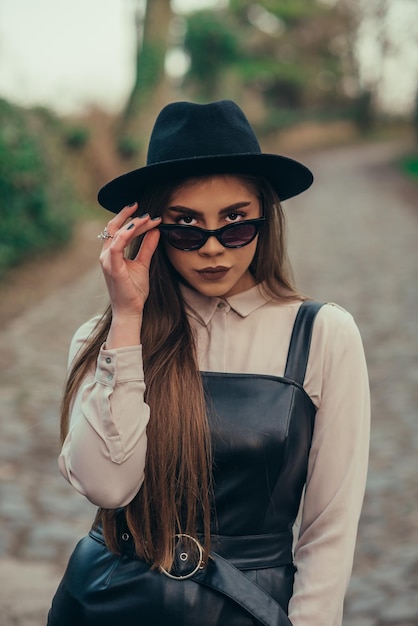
[47,301,322,626]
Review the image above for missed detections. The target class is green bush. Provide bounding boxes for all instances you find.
[117,136,141,160]
[64,125,90,149]
[399,154,418,182]
[0,99,74,278]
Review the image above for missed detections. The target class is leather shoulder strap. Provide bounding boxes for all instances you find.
[284,301,324,385]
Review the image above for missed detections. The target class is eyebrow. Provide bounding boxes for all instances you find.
[166,201,253,218]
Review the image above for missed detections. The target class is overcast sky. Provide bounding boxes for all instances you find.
[0,0,416,116]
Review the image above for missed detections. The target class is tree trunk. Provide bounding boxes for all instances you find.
[123,0,173,124]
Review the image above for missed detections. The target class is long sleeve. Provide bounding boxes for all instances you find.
[288,305,370,626]
[58,318,150,508]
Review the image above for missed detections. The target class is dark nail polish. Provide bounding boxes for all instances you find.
[128,202,136,207]
[139,213,150,219]
[127,223,135,230]
[152,216,161,221]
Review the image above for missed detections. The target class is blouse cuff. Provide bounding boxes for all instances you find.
[96,344,144,386]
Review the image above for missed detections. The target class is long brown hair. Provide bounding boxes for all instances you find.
[60,174,303,570]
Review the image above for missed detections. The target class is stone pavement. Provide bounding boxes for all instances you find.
[0,140,417,626]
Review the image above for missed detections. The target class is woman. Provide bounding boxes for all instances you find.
[48,100,370,626]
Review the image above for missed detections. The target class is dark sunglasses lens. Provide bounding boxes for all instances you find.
[167,228,204,250]
[220,223,258,247]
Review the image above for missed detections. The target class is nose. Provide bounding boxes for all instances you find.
[198,235,225,256]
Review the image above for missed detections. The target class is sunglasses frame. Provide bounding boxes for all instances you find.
[158,217,266,251]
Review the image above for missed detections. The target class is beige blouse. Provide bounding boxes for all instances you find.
[59,283,370,626]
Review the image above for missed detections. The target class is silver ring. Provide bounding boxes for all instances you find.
[97,226,113,241]
[160,534,204,580]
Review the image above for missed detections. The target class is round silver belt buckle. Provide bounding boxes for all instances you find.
[160,533,204,580]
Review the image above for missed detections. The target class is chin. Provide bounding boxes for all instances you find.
[192,283,233,298]
[178,270,255,298]
[192,278,251,299]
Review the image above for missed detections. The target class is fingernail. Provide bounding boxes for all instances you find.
[127,223,135,230]
[151,216,161,221]
[139,213,150,219]
[128,202,136,207]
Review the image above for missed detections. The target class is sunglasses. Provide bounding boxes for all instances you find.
[158,218,265,251]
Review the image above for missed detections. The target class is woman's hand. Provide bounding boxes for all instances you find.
[99,204,161,347]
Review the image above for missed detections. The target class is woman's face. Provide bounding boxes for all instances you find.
[161,175,262,298]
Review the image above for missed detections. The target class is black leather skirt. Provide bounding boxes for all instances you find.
[47,526,295,626]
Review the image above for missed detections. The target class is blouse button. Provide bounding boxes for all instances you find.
[105,357,112,364]
[217,302,226,309]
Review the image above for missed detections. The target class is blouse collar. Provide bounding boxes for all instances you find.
[180,282,273,326]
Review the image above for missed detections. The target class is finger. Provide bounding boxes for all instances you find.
[99,206,138,250]
[97,226,115,246]
[112,214,160,250]
[134,228,161,270]
[101,215,159,272]
[107,202,139,233]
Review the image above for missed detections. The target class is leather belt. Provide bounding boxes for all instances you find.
[207,531,293,569]
[92,520,293,571]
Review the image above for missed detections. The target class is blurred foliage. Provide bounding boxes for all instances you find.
[184,10,240,99]
[229,0,331,24]
[397,89,418,183]
[183,0,359,129]
[117,135,142,160]
[64,125,90,150]
[414,88,418,142]
[399,154,418,182]
[0,98,77,278]
[352,89,374,133]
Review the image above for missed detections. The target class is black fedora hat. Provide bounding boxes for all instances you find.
[98,100,313,213]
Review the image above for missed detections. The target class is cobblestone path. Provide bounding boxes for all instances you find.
[0,140,417,626]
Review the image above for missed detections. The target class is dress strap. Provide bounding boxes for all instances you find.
[284,301,324,385]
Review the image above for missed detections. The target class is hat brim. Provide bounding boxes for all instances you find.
[98,153,313,213]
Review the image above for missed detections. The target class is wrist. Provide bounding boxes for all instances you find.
[106,313,143,349]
